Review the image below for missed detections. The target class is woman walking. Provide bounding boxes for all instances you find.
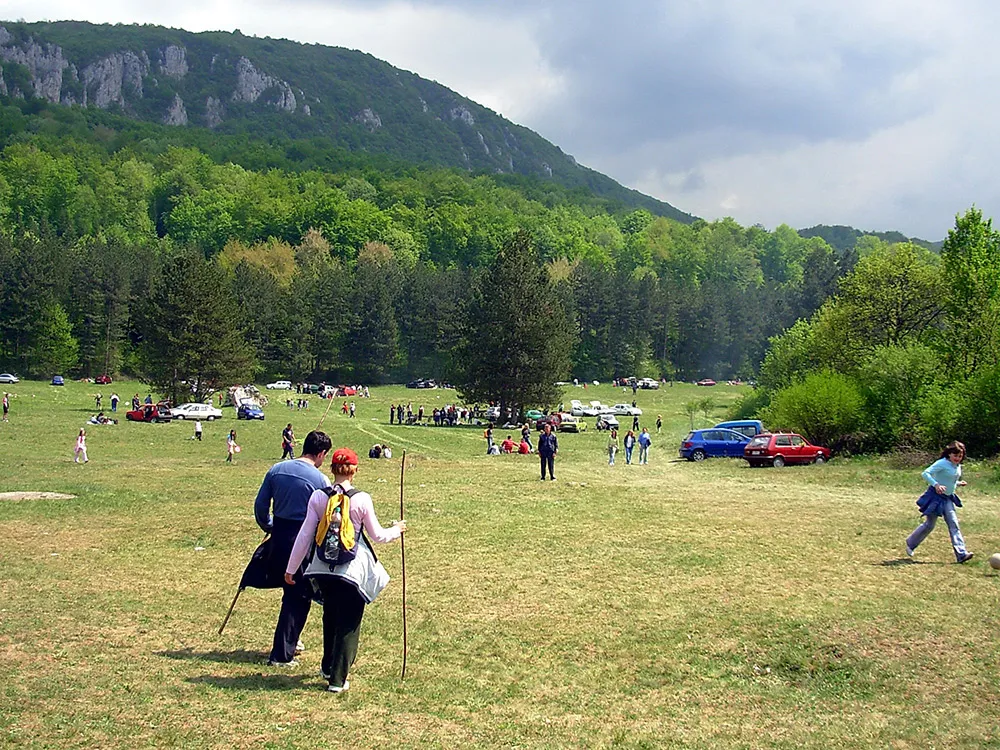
[74,428,88,463]
[623,430,636,465]
[226,429,240,463]
[607,428,619,466]
[284,448,406,693]
[905,441,973,563]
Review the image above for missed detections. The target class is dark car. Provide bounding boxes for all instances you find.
[237,403,265,420]
[679,428,750,461]
[744,432,831,467]
[50,375,65,386]
[126,403,173,423]
[406,379,437,389]
[535,413,562,431]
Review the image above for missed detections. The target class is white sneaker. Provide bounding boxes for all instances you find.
[267,658,299,667]
[294,640,305,655]
[327,679,350,693]
[906,546,915,558]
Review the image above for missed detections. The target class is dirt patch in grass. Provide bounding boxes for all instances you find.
[0,492,76,501]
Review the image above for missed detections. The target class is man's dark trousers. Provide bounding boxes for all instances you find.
[269,517,312,662]
[540,453,555,480]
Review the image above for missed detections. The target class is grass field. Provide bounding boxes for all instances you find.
[2,379,1000,749]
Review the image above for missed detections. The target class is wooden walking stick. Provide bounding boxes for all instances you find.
[218,587,243,636]
[399,450,408,680]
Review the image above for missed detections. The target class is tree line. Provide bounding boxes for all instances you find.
[0,136,856,396]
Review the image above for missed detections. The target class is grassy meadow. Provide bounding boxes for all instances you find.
[2,379,1000,749]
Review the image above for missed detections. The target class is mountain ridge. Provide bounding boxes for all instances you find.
[0,19,695,223]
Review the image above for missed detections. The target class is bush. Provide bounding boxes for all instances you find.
[914,384,961,451]
[728,386,771,420]
[954,365,1000,456]
[858,344,938,450]
[761,371,864,447]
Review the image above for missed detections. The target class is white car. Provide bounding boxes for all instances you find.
[581,400,614,417]
[171,402,223,420]
[266,380,293,390]
[638,377,660,389]
[612,403,643,416]
[569,399,586,416]
[0,373,19,384]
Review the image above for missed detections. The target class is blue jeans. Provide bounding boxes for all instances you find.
[624,445,633,464]
[906,499,968,560]
[638,446,649,464]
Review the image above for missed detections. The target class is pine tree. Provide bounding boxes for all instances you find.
[454,231,576,418]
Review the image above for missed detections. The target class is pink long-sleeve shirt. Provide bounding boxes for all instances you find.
[286,481,401,575]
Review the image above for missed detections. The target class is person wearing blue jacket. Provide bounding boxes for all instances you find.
[538,423,558,480]
[905,441,973,563]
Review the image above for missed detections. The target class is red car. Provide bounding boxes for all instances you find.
[126,403,173,423]
[696,379,717,386]
[95,374,113,384]
[744,432,830,468]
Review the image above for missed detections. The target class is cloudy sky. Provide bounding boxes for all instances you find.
[6,0,998,239]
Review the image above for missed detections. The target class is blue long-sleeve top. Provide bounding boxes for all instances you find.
[921,457,962,496]
[254,458,331,532]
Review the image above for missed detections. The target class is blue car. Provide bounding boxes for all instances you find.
[237,403,265,420]
[679,428,750,461]
[50,375,65,386]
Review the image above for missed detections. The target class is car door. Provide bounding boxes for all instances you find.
[725,430,748,457]
[700,430,725,457]
[789,435,807,463]
[773,434,792,461]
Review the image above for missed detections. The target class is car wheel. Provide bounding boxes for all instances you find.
[208,416,215,421]
[772,455,785,468]
[814,454,825,464]
[692,449,706,462]
[175,415,184,419]
[152,417,159,424]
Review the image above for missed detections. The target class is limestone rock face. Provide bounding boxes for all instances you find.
[81,51,150,108]
[164,93,188,126]
[0,26,69,103]
[205,96,224,128]
[159,45,188,79]
[449,105,475,126]
[232,56,296,112]
[354,108,382,130]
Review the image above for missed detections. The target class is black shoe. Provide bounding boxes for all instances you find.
[957,552,975,564]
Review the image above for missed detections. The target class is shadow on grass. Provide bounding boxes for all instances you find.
[873,558,944,567]
[157,648,266,664]
[186,674,312,691]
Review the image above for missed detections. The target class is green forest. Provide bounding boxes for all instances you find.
[1,92,998,455]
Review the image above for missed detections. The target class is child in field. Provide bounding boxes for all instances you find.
[227,430,240,462]
[905,441,973,562]
[284,448,406,693]
[74,428,88,463]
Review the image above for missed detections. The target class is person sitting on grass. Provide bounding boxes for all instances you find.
[284,448,406,693]
[518,438,531,455]
[500,435,515,454]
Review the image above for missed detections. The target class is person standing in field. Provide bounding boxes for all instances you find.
[284,447,405,693]
[484,425,494,454]
[538,423,558,480]
[255,431,333,667]
[2,392,8,422]
[194,420,203,441]
[607,428,619,466]
[282,423,295,460]
[623,430,637,465]
[110,392,119,413]
[656,415,662,434]
[95,393,102,410]
[227,430,239,463]
[905,441,974,563]
[74,428,88,463]
[638,427,652,465]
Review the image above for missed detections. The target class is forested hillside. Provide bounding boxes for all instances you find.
[0,20,692,222]
[0,94,853,388]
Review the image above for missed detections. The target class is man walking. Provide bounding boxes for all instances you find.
[281,423,295,460]
[538,423,558,480]
[110,392,119,413]
[253,431,332,666]
[638,428,652,465]
[2,391,9,422]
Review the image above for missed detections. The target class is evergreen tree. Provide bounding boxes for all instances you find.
[454,231,576,417]
[136,253,255,404]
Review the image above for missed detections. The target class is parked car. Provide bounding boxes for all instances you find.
[406,379,437,389]
[595,414,620,431]
[171,402,223,420]
[525,409,545,421]
[126,403,173,423]
[237,403,265,420]
[612,403,642,416]
[536,413,562,431]
[0,373,19,384]
[744,432,831,467]
[50,375,65,386]
[696,379,717,387]
[569,400,586,416]
[714,420,765,438]
[679,428,751,461]
[557,414,587,432]
[638,377,660,389]
[266,380,292,390]
[95,374,113,385]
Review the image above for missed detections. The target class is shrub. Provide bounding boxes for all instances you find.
[761,371,864,447]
